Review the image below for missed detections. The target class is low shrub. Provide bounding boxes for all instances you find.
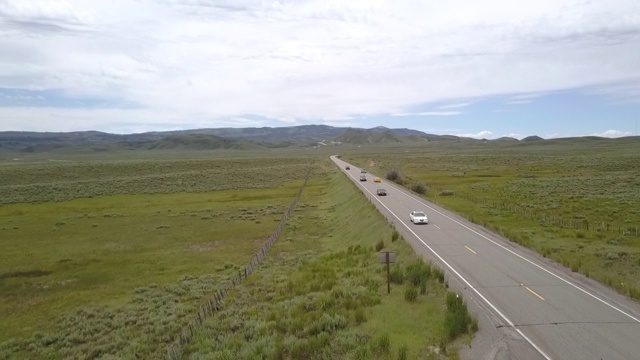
[411,182,427,195]
[354,308,367,324]
[443,292,474,340]
[434,268,445,284]
[404,286,418,302]
[386,169,404,185]
[375,239,385,252]
[405,262,431,287]
[606,253,620,261]
[370,333,391,355]
[390,267,404,285]
[397,345,408,360]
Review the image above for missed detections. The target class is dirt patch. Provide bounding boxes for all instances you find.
[368,160,376,167]
[189,241,222,252]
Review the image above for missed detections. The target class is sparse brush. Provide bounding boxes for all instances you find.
[410,182,427,195]
[404,286,418,302]
[386,169,404,185]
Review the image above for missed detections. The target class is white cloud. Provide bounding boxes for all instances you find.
[0,0,640,132]
[584,80,640,104]
[437,102,473,109]
[391,111,461,117]
[0,106,267,134]
[591,129,633,138]
[504,100,533,105]
[455,130,494,139]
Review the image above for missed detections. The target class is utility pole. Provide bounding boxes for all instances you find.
[379,251,396,294]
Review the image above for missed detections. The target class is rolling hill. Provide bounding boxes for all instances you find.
[333,128,407,144]
[2,125,637,154]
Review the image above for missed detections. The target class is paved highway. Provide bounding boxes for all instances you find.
[332,156,640,360]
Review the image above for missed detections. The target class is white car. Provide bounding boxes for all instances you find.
[410,211,428,224]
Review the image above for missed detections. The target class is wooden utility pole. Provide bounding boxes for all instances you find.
[379,251,397,294]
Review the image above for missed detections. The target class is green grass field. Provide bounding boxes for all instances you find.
[342,138,640,300]
[184,171,475,360]
[0,153,474,359]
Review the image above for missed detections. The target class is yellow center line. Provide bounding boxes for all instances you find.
[522,284,546,301]
[464,246,477,255]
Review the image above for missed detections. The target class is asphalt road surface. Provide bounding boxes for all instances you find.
[332,157,640,360]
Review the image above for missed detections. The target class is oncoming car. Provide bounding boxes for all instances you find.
[410,211,428,224]
[361,169,367,173]
[360,175,367,181]
[346,166,350,170]
[376,189,387,196]
[374,177,381,182]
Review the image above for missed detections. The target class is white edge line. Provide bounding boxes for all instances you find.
[389,172,640,324]
[333,158,553,360]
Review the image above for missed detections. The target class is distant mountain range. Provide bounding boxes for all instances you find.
[0,125,448,152]
[0,124,631,153]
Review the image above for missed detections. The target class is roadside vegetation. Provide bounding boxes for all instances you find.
[344,138,640,300]
[185,172,475,359]
[0,153,475,359]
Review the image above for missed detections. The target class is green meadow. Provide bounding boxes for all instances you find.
[0,153,475,359]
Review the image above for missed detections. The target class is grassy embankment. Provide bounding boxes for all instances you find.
[1,154,475,359]
[343,138,640,299]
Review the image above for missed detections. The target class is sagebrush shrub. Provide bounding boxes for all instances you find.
[386,169,404,185]
[411,182,427,195]
[404,286,418,302]
[375,239,384,252]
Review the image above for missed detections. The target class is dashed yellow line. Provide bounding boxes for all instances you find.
[465,246,477,255]
[522,284,545,301]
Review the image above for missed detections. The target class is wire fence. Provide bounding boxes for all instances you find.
[432,188,639,237]
[166,177,308,360]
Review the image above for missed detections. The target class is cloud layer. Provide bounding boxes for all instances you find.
[1,0,640,133]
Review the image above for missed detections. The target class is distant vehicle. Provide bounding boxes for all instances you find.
[376,189,387,196]
[410,211,428,224]
[360,175,367,181]
[361,169,367,173]
[374,177,381,182]
[346,166,350,170]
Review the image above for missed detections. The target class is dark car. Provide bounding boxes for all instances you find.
[360,175,367,181]
[346,166,350,170]
[376,189,387,196]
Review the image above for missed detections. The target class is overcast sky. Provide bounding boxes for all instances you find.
[1,0,639,139]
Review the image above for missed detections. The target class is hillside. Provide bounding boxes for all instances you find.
[522,135,544,142]
[2,126,637,154]
[177,124,344,143]
[0,126,434,152]
[334,128,408,144]
[121,134,263,151]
